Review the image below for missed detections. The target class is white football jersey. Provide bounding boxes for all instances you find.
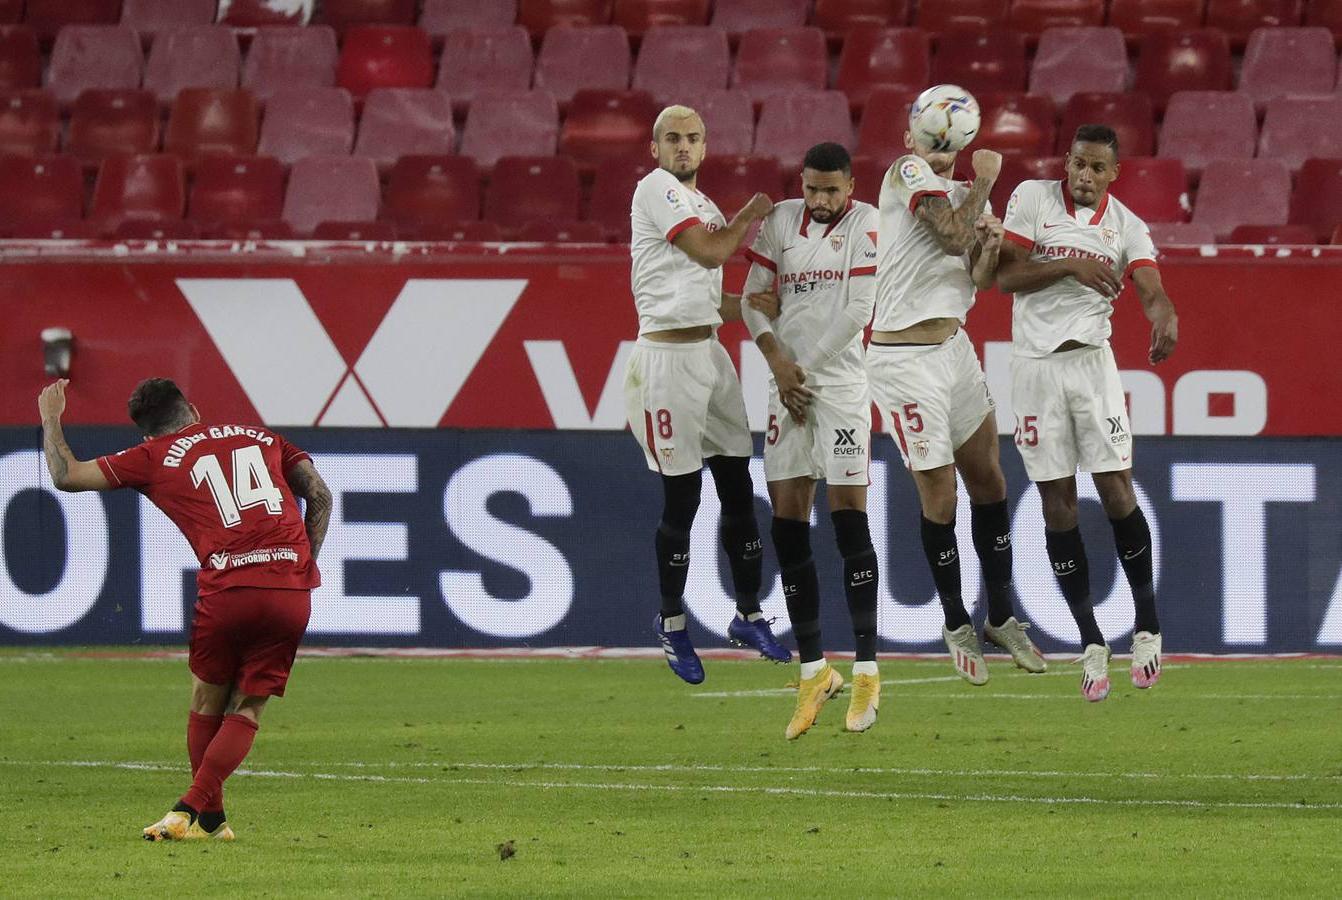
[629,167,727,336]
[1002,178,1158,357]
[874,154,984,332]
[743,198,878,386]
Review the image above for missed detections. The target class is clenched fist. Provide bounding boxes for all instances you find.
[971,149,1002,183]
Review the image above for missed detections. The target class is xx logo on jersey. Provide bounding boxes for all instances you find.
[834,428,858,447]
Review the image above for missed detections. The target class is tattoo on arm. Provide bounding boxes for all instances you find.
[915,177,991,256]
[42,419,72,486]
[287,463,333,560]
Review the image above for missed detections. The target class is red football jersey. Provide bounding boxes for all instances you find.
[97,423,321,596]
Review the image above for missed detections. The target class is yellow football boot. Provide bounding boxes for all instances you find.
[785,664,844,740]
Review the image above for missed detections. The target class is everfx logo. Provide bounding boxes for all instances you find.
[177,278,527,427]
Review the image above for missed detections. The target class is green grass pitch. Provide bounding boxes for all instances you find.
[1,649,1339,897]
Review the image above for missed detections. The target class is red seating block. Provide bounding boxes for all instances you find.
[1258,96,1342,173]
[189,155,286,227]
[519,0,614,36]
[1158,90,1255,180]
[113,217,200,239]
[694,154,784,216]
[585,158,653,240]
[336,26,433,98]
[436,26,533,114]
[1238,27,1337,109]
[1108,156,1188,221]
[165,88,260,162]
[519,219,607,241]
[243,27,339,104]
[711,0,808,39]
[614,0,711,37]
[218,0,314,27]
[121,0,218,42]
[1206,0,1303,47]
[319,0,418,30]
[0,155,85,229]
[535,25,630,106]
[560,88,659,170]
[0,90,59,155]
[69,89,159,165]
[1133,30,1232,113]
[754,90,856,170]
[814,1,911,42]
[694,88,755,156]
[1228,223,1318,243]
[931,29,1028,93]
[91,154,186,227]
[835,27,930,111]
[313,219,398,240]
[460,89,559,168]
[633,25,729,107]
[46,26,143,106]
[1148,220,1215,244]
[991,154,1064,214]
[1109,0,1208,40]
[848,153,886,205]
[485,155,581,236]
[405,220,503,240]
[257,87,355,165]
[145,27,242,106]
[1191,158,1291,239]
[1057,92,1155,156]
[1290,158,1342,241]
[1009,0,1106,37]
[282,155,380,234]
[977,92,1055,156]
[0,0,18,23]
[918,0,1009,31]
[855,85,918,159]
[420,0,519,37]
[1029,27,1127,105]
[203,219,296,239]
[0,26,40,89]
[25,0,121,39]
[1306,0,1342,44]
[353,88,457,169]
[383,155,481,227]
[732,27,828,103]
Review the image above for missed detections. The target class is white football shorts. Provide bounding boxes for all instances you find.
[763,379,871,485]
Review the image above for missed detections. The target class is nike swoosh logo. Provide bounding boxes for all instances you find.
[844,469,864,477]
[1123,547,1148,561]
[936,559,957,567]
[1042,223,1066,230]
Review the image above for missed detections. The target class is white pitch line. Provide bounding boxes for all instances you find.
[3,760,1338,812]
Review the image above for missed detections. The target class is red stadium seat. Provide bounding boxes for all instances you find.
[560,88,659,170]
[694,88,755,156]
[1009,0,1106,38]
[1029,27,1128,105]
[6,218,102,238]
[975,92,1055,156]
[1333,224,1342,244]
[218,0,313,27]
[615,0,711,38]
[754,90,856,170]
[835,28,931,112]
[0,90,59,156]
[1109,0,1208,40]
[585,157,653,240]
[282,155,380,234]
[0,26,40,89]
[732,27,828,104]
[917,0,1009,32]
[0,0,18,23]
[633,25,729,108]
[383,155,481,227]
[1206,0,1303,47]
[1191,158,1291,239]
[855,85,918,159]
[202,219,296,239]
[113,217,201,239]
[313,219,398,240]
[1228,223,1318,243]
[1258,96,1342,173]
[535,25,630,106]
[519,0,614,37]
[69,89,159,165]
[405,220,503,240]
[353,88,457,169]
[46,26,144,106]
[420,0,519,38]
[0,155,85,229]
[1057,92,1155,157]
[1108,157,1189,221]
[1238,27,1337,110]
[319,0,418,30]
[930,29,1028,94]
[91,154,186,228]
[1158,91,1255,181]
[459,89,559,169]
[484,155,581,236]
[1289,158,1342,241]
[991,154,1063,214]
[188,155,286,227]
[243,27,339,105]
[165,89,260,162]
[1306,0,1342,43]
[257,87,355,165]
[144,27,241,106]
[1133,30,1232,113]
[519,219,607,241]
[849,153,886,205]
[25,0,121,39]
[711,0,808,39]
[436,26,533,114]
[1147,220,1215,244]
[121,0,218,43]
[336,26,434,98]
[814,1,911,42]
[694,154,785,215]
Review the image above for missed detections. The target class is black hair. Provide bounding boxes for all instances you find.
[1073,124,1120,159]
[802,142,852,175]
[128,378,192,436]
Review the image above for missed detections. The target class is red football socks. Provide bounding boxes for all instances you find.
[187,712,225,813]
[180,713,258,814]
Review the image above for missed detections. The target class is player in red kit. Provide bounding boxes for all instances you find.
[37,377,332,841]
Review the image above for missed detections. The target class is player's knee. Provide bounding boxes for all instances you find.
[660,470,702,531]
[229,694,269,723]
[706,455,754,516]
[190,678,230,715]
[960,460,1007,505]
[1094,473,1136,519]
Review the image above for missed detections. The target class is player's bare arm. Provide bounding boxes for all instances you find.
[673,192,773,269]
[38,380,112,492]
[754,326,815,425]
[285,459,332,560]
[1132,266,1178,364]
[971,213,1004,289]
[996,240,1123,299]
[912,150,1000,256]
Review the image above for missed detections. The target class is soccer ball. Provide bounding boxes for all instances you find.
[909,85,981,152]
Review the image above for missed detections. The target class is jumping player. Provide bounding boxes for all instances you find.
[996,124,1178,701]
[38,377,331,839]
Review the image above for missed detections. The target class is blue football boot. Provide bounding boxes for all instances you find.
[727,614,793,663]
[655,614,705,684]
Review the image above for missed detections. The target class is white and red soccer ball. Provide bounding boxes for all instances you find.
[909,85,982,153]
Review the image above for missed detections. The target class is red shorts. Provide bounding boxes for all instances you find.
[189,586,311,697]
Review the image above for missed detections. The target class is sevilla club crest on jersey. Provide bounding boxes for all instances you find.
[830,233,846,252]
[1101,227,1118,248]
